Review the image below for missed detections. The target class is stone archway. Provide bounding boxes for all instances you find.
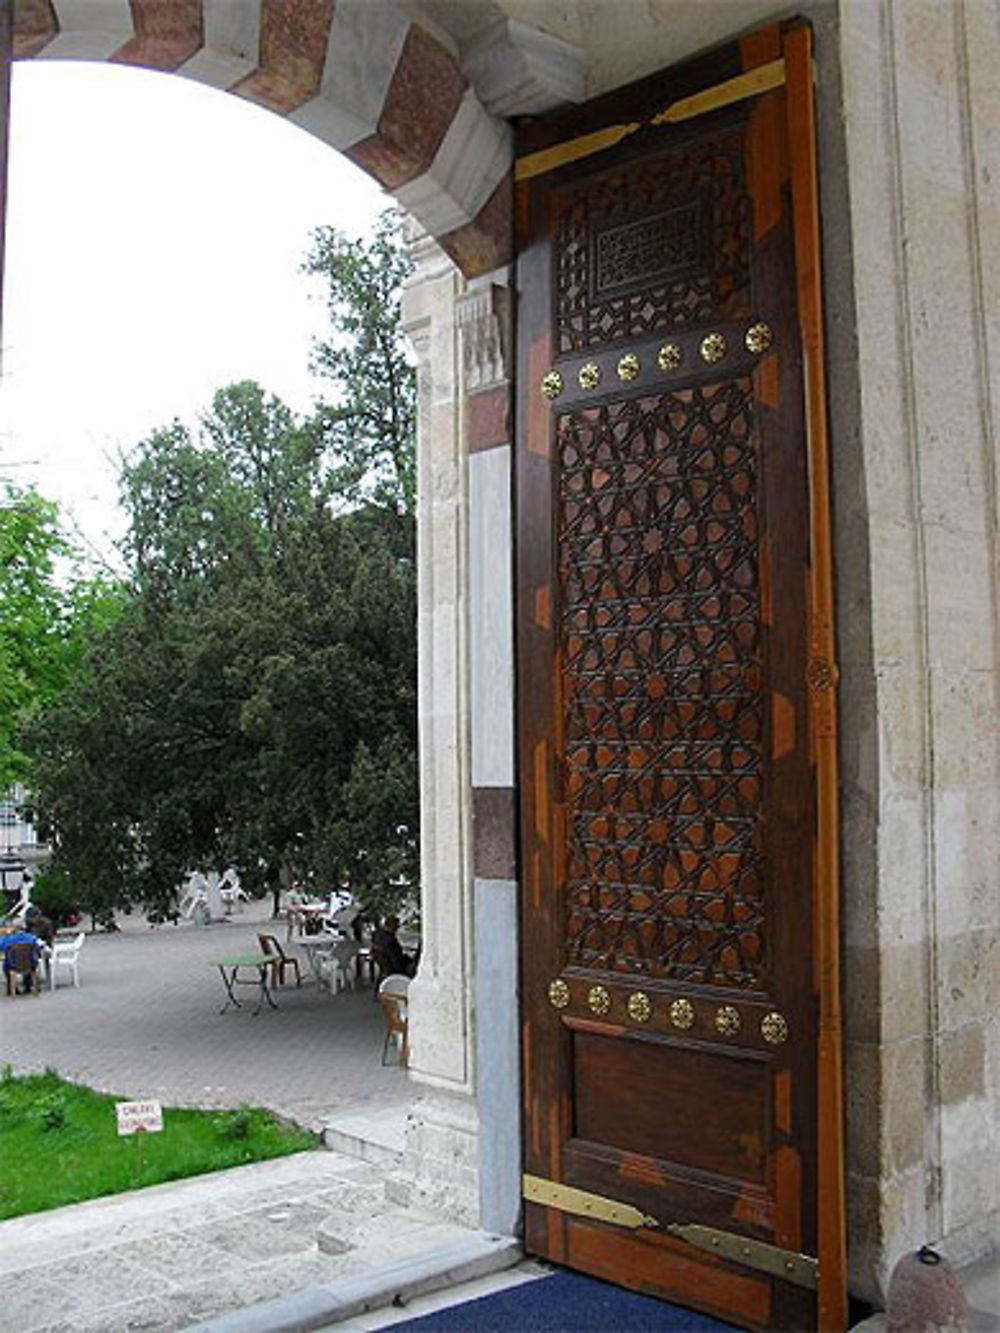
[12,0,514,276]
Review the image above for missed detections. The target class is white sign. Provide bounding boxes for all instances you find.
[115,1099,163,1136]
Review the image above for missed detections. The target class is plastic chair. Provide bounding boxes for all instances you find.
[378,974,410,1066]
[321,937,360,994]
[257,933,301,987]
[50,932,85,990]
[5,940,43,997]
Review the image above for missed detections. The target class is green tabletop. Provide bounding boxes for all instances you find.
[216,955,269,968]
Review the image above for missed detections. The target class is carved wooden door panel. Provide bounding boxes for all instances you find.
[516,24,844,1333]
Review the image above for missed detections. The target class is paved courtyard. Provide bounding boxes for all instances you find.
[0,899,408,1129]
[0,903,533,1333]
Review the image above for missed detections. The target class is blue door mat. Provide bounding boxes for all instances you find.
[390,1269,741,1331]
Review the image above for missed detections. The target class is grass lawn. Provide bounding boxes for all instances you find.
[0,1068,315,1220]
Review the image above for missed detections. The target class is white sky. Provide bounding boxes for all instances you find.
[1,61,385,568]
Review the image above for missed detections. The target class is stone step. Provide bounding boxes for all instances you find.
[191,1230,523,1332]
[321,1101,407,1168]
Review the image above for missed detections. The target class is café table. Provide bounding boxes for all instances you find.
[285,902,327,941]
[298,936,336,985]
[215,955,278,1015]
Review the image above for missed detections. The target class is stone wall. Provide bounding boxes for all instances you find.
[838,0,1000,1298]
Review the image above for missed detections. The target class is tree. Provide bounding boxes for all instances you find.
[30,377,418,924]
[30,216,419,923]
[303,209,416,518]
[0,482,123,788]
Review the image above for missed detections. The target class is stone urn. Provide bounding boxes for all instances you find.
[887,1247,967,1333]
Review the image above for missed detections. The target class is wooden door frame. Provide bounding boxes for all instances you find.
[510,19,846,1331]
[784,24,845,1330]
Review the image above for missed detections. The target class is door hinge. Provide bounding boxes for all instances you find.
[523,1174,819,1291]
[523,1173,659,1230]
[668,1222,818,1291]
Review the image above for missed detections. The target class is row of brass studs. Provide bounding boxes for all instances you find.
[540,322,774,399]
[547,979,788,1045]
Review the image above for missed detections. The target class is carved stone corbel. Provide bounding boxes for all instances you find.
[456,283,511,394]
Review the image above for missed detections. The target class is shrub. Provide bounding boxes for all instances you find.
[35,1093,68,1132]
[214,1107,253,1141]
[29,871,81,928]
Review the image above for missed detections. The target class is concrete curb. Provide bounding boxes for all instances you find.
[190,1230,522,1332]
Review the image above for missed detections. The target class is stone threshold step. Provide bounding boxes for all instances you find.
[321,1103,408,1169]
[190,1230,522,1333]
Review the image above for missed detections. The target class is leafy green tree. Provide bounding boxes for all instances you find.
[303,209,415,518]
[30,216,419,923]
[31,377,418,923]
[0,483,123,787]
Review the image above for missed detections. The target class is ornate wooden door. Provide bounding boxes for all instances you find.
[516,23,844,1333]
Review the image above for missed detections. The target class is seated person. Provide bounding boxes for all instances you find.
[0,926,45,993]
[371,915,417,978]
[24,906,54,947]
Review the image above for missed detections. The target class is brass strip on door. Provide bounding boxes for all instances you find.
[515,59,786,182]
[524,1175,820,1291]
[522,1174,659,1230]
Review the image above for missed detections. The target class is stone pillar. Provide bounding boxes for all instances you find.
[396,224,480,1226]
[458,280,521,1239]
[396,227,520,1236]
[838,0,1000,1299]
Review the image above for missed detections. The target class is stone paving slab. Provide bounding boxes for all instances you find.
[0,1149,478,1333]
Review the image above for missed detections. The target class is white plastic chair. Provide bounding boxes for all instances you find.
[319,937,361,994]
[50,932,85,990]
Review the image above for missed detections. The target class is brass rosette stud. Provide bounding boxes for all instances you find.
[745,321,774,354]
[657,342,682,372]
[548,979,570,1010]
[587,985,611,1016]
[617,353,640,383]
[627,991,652,1023]
[700,332,727,365]
[578,362,601,391]
[715,1005,742,1037]
[761,1011,789,1045]
[541,370,564,400]
[669,998,694,1030]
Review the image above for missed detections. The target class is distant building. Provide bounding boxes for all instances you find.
[0,783,48,873]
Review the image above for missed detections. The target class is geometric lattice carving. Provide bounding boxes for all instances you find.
[557,380,764,988]
[554,130,752,354]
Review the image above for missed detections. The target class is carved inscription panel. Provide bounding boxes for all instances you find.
[555,130,752,354]
[557,381,765,988]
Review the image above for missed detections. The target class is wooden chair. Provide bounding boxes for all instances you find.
[257,933,301,987]
[4,941,43,997]
[378,974,410,1066]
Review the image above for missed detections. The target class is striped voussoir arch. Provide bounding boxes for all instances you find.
[12,0,514,276]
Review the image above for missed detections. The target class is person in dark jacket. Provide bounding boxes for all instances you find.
[370,916,417,978]
[0,927,45,993]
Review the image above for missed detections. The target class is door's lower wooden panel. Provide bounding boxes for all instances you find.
[563,1138,775,1237]
[574,1030,769,1182]
[526,1203,773,1327]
